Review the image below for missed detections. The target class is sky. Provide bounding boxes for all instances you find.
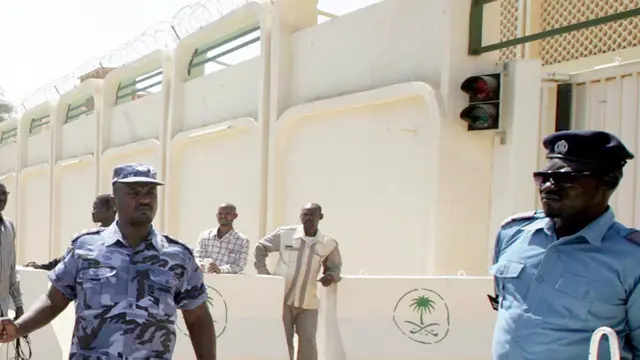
[0,0,380,109]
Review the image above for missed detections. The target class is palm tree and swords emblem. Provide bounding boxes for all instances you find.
[406,295,438,336]
[393,288,450,344]
[176,285,228,338]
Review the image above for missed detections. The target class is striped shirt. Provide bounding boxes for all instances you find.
[193,227,250,274]
[254,225,342,309]
[0,217,22,308]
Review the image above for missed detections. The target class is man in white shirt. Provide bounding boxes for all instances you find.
[254,203,342,360]
[0,183,23,319]
[194,203,250,274]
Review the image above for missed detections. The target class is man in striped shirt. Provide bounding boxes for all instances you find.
[193,203,250,274]
[254,203,342,360]
[0,183,23,319]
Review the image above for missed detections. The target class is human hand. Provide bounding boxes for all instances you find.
[207,262,221,274]
[23,262,39,269]
[318,274,334,287]
[14,306,23,320]
[0,317,19,343]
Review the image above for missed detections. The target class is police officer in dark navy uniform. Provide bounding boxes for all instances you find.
[490,130,640,360]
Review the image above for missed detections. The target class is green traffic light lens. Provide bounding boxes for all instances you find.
[459,105,498,130]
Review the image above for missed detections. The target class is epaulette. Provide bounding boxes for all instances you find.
[500,211,543,227]
[162,233,195,256]
[625,230,640,245]
[70,227,104,243]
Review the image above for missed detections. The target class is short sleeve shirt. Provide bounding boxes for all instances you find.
[491,209,640,360]
[48,222,207,360]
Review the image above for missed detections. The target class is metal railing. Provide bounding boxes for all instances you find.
[0,128,17,146]
[65,97,95,123]
[188,24,260,76]
[116,70,163,105]
[29,114,51,134]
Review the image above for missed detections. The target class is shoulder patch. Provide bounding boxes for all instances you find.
[625,230,640,244]
[163,234,195,256]
[500,211,542,227]
[71,227,104,243]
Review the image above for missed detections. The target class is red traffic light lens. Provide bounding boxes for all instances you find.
[474,80,492,101]
[460,75,499,102]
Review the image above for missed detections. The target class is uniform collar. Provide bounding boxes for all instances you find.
[293,225,325,243]
[102,221,163,249]
[522,208,615,246]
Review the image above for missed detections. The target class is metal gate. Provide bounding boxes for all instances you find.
[555,60,640,227]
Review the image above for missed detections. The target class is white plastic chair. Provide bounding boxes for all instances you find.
[589,326,620,360]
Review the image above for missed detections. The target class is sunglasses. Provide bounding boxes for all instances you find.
[532,171,596,187]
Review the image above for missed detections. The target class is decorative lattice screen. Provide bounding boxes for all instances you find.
[498,0,519,63]
[499,0,640,65]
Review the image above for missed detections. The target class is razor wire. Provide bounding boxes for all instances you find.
[18,0,249,110]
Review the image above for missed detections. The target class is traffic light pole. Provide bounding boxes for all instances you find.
[468,0,640,55]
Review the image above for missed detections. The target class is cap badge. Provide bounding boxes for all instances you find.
[554,140,568,155]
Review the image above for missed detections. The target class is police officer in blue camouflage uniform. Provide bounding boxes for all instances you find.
[491,130,640,360]
[0,163,217,359]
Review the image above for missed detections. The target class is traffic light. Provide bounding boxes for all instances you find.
[460,73,501,131]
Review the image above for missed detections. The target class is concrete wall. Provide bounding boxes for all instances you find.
[1,0,520,277]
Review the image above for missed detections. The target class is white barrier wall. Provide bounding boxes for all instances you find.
[51,80,102,258]
[166,118,262,257]
[323,277,495,360]
[17,103,55,264]
[269,84,441,276]
[0,268,71,360]
[0,119,19,221]
[100,51,173,231]
[173,275,289,359]
[164,1,272,260]
[4,0,518,277]
[1,271,495,360]
[267,0,502,277]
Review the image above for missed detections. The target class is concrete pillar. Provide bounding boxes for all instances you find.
[265,0,318,234]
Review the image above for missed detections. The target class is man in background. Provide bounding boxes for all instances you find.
[24,194,116,271]
[254,203,342,360]
[194,203,250,274]
[0,183,23,319]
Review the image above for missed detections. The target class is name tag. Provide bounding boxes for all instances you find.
[285,245,300,251]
